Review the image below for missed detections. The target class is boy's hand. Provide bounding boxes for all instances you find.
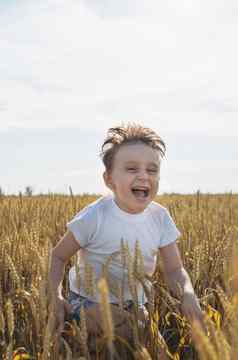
[53,296,73,336]
[181,292,205,332]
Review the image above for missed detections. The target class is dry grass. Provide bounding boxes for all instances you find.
[0,192,238,359]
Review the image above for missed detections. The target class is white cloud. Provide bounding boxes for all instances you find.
[160,159,238,193]
[63,169,92,177]
[0,0,238,135]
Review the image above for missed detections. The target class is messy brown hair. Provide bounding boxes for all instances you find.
[100,123,166,172]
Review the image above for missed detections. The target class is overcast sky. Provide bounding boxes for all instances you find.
[0,0,238,195]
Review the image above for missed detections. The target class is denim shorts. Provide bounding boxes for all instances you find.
[67,291,146,322]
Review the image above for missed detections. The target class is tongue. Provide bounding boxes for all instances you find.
[133,190,146,198]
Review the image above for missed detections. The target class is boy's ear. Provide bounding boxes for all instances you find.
[103,171,113,190]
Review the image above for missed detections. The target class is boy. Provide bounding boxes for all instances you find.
[49,123,204,359]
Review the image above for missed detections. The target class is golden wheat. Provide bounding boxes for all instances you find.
[0,193,238,359]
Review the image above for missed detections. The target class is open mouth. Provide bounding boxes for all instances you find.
[131,187,150,198]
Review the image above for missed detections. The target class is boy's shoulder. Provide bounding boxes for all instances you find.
[79,195,112,214]
[69,195,112,225]
[147,201,172,224]
[149,200,168,214]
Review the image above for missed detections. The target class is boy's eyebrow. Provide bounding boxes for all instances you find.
[124,161,159,168]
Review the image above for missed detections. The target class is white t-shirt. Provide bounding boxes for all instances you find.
[67,195,181,304]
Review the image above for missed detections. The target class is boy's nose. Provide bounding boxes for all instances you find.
[137,170,149,180]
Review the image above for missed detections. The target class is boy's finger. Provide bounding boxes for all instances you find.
[64,300,73,314]
[191,314,207,334]
[56,312,65,333]
[56,320,65,336]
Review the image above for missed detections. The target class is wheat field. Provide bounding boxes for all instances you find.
[0,192,238,359]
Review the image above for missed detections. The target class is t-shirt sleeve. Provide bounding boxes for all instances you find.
[66,205,97,248]
[159,208,181,248]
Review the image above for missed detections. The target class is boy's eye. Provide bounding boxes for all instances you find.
[148,169,158,174]
[126,167,158,174]
[127,167,137,171]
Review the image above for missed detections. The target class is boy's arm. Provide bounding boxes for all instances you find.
[159,242,194,298]
[49,230,81,298]
[159,242,204,326]
[48,230,80,334]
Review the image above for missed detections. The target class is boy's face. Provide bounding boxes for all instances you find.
[103,142,160,214]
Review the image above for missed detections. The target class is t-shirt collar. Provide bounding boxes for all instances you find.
[110,195,148,222]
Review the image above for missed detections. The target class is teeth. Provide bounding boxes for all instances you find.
[132,188,149,191]
[132,188,149,197]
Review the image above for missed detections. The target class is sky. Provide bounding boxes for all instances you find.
[0,0,238,195]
